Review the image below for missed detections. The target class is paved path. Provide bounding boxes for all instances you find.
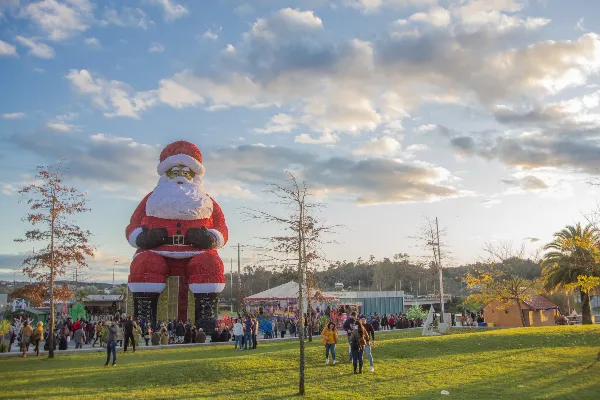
[0,326,482,359]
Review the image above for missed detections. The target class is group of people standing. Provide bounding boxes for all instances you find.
[321,312,376,374]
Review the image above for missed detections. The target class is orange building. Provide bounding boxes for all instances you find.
[484,295,559,327]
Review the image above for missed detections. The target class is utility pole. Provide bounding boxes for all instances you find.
[358,280,361,291]
[230,258,233,312]
[436,217,445,323]
[237,243,242,290]
[113,261,117,286]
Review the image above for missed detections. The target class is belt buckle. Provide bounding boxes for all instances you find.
[172,235,185,245]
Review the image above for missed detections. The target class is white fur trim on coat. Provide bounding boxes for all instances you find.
[157,154,205,176]
[207,229,225,249]
[128,227,144,248]
[150,250,204,259]
[128,282,166,293]
[189,283,226,294]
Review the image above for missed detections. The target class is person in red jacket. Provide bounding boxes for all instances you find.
[125,141,228,334]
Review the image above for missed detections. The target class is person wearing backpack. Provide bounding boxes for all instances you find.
[349,320,368,374]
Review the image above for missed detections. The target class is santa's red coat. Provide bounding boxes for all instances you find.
[126,192,228,293]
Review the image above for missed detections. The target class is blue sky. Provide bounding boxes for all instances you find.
[1,0,600,283]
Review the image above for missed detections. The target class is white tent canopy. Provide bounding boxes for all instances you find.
[245,281,337,301]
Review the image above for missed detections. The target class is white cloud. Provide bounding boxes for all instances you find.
[295,132,338,145]
[202,28,218,40]
[224,44,235,53]
[253,113,297,134]
[452,0,550,32]
[1,112,26,119]
[575,18,586,32]
[148,42,164,53]
[23,0,94,41]
[84,37,100,47]
[354,136,401,156]
[343,0,436,14]
[204,180,257,199]
[0,182,18,196]
[102,7,152,30]
[66,69,158,119]
[415,124,438,133]
[245,8,323,42]
[406,144,428,152]
[157,78,204,108]
[409,7,451,28]
[149,0,189,21]
[15,36,55,59]
[46,121,75,132]
[0,39,17,56]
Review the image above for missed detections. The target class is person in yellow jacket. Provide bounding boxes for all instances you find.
[32,322,44,356]
[321,321,338,365]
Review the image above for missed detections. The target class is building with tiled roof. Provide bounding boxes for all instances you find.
[484,294,560,328]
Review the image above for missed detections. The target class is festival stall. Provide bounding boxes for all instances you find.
[245,281,338,316]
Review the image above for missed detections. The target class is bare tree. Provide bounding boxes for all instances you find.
[244,172,337,396]
[411,217,450,321]
[14,165,95,358]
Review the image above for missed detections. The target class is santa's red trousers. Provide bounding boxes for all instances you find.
[128,250,225,322]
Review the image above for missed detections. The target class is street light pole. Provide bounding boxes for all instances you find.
[436,217,445,323]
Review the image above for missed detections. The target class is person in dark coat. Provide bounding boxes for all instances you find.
[219,328,231,342]
[184,325,192,344]
[175,321,185,343]
[124,316,136,352]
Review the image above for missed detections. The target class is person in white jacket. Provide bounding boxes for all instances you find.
[232,319,244,350]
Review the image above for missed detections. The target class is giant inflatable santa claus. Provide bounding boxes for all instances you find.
[126,141,227,333]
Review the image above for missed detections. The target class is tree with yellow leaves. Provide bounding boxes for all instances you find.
[466,242,538,327]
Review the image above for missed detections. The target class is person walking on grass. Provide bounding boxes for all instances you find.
[349,320,368,374]
[244,315,252,350]
[360,315,376,372]
[343,311,357,363]
[233,318,244,350]
[105,322,118,366]
[32,322,44,357]
[73,324,86,349]
[278,319,286,339]
[252,315,259,350]
[19,320,33,358]
[321,321,338,365]
[124,316,136,352]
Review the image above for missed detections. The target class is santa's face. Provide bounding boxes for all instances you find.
[146,165,213,220]
[165,165,196,183]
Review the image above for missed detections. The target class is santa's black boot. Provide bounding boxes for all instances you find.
[194,293,218,338]
[133,292,160,328]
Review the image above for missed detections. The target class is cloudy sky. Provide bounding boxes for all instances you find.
[1,0,600,283]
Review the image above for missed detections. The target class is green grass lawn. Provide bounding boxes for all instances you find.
[1,326,599,399]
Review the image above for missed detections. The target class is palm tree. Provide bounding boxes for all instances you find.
[542,223,600,324]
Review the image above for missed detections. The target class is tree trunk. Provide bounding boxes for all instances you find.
[48,192,56,359]
[516,299,527,327]
[297,199,305,396]
[580,290,593,325]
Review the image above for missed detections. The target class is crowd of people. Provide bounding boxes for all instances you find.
[6,306,422,375]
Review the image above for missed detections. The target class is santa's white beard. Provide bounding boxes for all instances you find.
[146,174,213,220]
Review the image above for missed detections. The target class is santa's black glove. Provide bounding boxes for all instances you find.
[136,226,168,249]
[185,227,217,249]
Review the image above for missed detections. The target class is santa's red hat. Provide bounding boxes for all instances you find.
[157,141,205,176]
